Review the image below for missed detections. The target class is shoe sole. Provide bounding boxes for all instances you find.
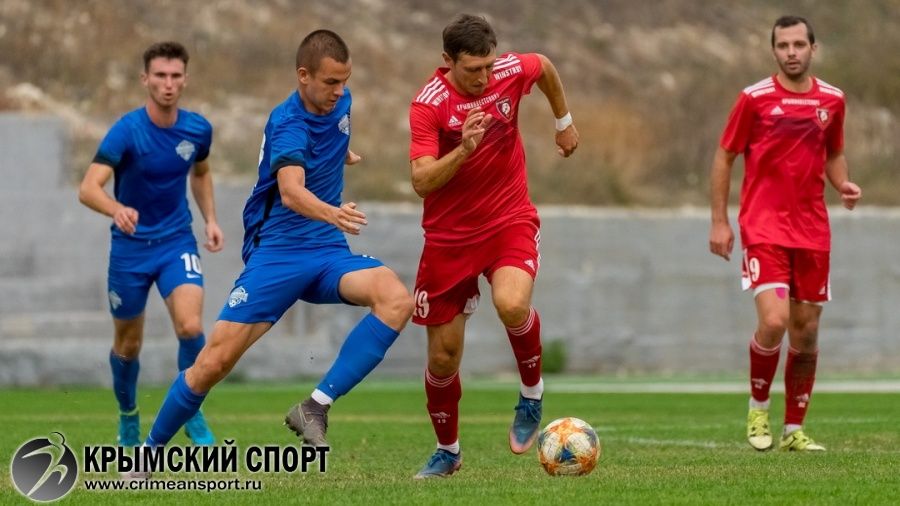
[508,430,539,454]
[413,462,462,480]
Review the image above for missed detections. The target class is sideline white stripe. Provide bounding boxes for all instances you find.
[545,380,900,394]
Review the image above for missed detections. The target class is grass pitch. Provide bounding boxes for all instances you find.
[1,379,898,505]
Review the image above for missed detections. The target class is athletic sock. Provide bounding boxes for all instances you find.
[784,347,818,426]
[177,333,205,371]
[110,350,140,413]
[145,371,206,446]
[506,307,542,391]
[425,368,461,446]
[749,334,780,404]
[315,313,400,401]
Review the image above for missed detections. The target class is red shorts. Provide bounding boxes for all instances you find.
[741,244,831,302]
[413,219,541,325]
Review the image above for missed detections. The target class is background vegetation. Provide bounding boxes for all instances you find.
[2,0,898,205]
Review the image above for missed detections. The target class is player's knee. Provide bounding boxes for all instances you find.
[791,318,819,344]
[428,350,461,375]
[114,340,142,359]
[174,317,203,339]
[494,298,530,328]
[194,356,232,389]
[376,286,414,329]
[758,312,789,337]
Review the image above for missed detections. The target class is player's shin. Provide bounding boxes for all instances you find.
[425,368,461,449]
[784,346,818,428]
[145,371,207,446]
[315,313,400,400]
[110,350,140,412]
[177,333,206,371]
[505,307,543,396]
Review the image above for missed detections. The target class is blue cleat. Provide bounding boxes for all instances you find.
[184,410,215,445]
[509,394,542,454]
[118,410,141,447]
[414,449,462,479]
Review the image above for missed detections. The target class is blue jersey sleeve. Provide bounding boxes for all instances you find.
[94,119,131,167]
[269,116,309,175]
[196,116,213,162]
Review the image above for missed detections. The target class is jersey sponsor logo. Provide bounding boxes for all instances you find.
[456,92,500,112]
[228,286,249,308]
[448,115,462,128]
[338,114,350,135]
[108,290,122,311]
[750,87,775,98]
[495,97,512,120]
[175,140,196,161]
[782,98,820,106]
[815,108,831,128]
[769,105,784,116]
[493,65,522,80]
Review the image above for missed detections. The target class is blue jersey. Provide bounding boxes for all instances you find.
[94,107,212,240]
[241,89,352,262]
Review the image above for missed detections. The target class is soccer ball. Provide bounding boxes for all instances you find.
[537,417,600,476]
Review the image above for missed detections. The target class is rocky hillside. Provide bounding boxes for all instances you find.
[2,0,898,205]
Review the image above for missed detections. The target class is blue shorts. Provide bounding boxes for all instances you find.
[107,231,203,319]
[218,244,383,324]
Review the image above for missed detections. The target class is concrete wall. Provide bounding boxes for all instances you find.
[2,114,899,385]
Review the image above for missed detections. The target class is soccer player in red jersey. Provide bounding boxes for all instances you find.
[709,16,861,452]
[408,14,578,478]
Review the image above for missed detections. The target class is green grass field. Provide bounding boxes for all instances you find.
[2,380,898,505]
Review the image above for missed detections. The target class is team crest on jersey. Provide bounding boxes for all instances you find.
[338,114,350,135]
[495,97,512,120]
[108,290,122,310]
[175,140,195,161]
[815,108,831,128]
[228,286,249,308]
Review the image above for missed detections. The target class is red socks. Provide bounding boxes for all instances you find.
[784,347,818,425]
[425,368,461,445]
[749,334,780,403]
[506,307,542,388]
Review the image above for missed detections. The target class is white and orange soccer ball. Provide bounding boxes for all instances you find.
[537,417,600,476]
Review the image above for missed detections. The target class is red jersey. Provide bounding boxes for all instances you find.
[409,52,542,245]
[720,75,845,251]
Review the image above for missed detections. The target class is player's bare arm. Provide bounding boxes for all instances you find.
[276,165,367,235]
[410,107,493,197]
[78,162,139,235]
[345,148,362,165]
[824,151,862,210]
[708,146,738,260]
[535,54,578,158]
[189,159,224,252]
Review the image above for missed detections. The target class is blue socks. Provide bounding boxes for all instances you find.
[177,333,206,371]
[109,350,139,413]
[316,313,400,400]
[146,371,206,447]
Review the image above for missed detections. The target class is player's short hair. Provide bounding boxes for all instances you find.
[442,14,497,61]
[771,16,815,47]
[143,41,189,72]
[296,30,350,75]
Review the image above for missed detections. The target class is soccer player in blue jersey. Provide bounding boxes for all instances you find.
[78,41,222,447]
[139,30,414,452]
